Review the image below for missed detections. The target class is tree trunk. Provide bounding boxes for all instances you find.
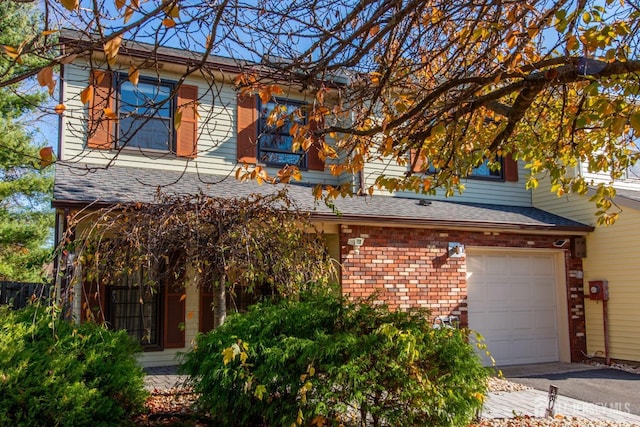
[213,282,226,327]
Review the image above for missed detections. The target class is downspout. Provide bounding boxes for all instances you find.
[603,299,611,365]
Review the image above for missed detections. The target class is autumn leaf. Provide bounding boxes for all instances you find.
[630,113,640,134]
[54,104,66,114]
[80,85,94,105]
[164,4,180,18]
[37,67,56,95]
[3,45,22,63]
[104,35,123,65]
[103,107,118,120]
[254,384,267,401]
[162,18,176,28]
[222,347,235,365]
[174,110,183,130]
[39,147,55,168]
[128,65,139,86]
[59,0,79,11]
[115,0,126,9]
[124,6,134,24]
[37,67,53,88]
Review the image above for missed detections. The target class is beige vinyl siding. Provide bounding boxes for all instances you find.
[582,209,640,363]
[534,173,640,362]
[581,161,640,192]
[60,62,340,186]
[364,156,533,207]
[532,174,597,226]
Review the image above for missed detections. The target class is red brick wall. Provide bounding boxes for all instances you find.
[339,224,586,362]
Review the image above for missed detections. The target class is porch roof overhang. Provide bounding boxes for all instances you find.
[53,163,594,235]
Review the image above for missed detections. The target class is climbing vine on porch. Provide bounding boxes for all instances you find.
[61,190,336,326]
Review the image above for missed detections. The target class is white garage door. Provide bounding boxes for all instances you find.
[467,252,559,366]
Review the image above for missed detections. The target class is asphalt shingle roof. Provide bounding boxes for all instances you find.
[53,163,592,232]
[614,187,640,204]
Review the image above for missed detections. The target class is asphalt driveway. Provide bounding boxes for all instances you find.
[500,362,640,416]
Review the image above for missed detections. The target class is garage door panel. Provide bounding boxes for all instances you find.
[486,256,509,273]
[509,257,531,275]
[532,256,554,272]
[486,285,511,303]
[468,252,559,366]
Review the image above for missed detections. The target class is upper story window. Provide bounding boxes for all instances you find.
[469,158,503,179]
[625,142,640,180]
[258,99,307,167]
[117,75,174,151]
[87,70,198,158]
[409,150,518,182]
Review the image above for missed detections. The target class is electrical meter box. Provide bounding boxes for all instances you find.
[588,280,609,301]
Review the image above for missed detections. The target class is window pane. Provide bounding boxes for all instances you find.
[258,99,306,167]
[120,81,171,117]
[119,116,171,150]
[259,133,294,151]
[260,151,303,165]
[118,77,173,152]
[626,142,640,180]
[109,285,160,346]
[470,159,502,178]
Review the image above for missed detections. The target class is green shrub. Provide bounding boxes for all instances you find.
[0,304,147,426]
[181,294,488,426]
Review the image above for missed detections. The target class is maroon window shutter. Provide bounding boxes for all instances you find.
[237,93,258,163]
[81,281,105,324]
[164,283,185,348]
[199,284,215,333]
[88,70,114,149]
[176,84,198,158]
[307,115,325,171]
[503,154,519,182]
[410,149,426,173]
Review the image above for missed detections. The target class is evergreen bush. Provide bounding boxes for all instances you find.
[181,294,488,426]
[0,304,147,426]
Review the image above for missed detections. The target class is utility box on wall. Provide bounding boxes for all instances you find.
[588,280,609,301]
[571,237,587,258]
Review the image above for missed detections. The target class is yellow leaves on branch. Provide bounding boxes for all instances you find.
[259,85,284,104]
[222,340,249,365]
[236,165,274,186]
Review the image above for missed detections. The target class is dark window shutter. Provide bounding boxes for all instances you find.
[164,283,185,348]
[88,70,114,149]
[176,84,198,158]
[81,280,105,323]
[504,154,519,182]
[410,149,426,173]
[307,116,325,171]
[199,284,215,333]
[237,93,258,163]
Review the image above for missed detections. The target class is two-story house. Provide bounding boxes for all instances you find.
[534,160,640,364]
[54,30,594,368]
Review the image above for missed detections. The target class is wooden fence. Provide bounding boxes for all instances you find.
[0,281,51,309]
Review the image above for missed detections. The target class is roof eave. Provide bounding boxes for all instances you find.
[52,199,594,235]
[310,212,594,235]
